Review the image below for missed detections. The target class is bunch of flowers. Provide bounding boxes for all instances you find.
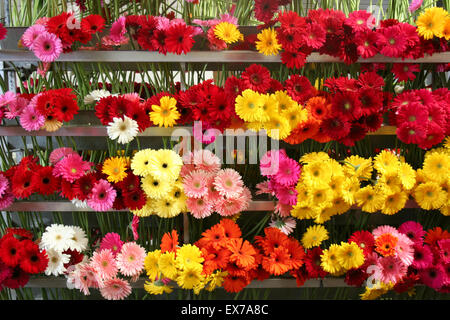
[389,88,450,149]
[120,14,201,54]
[256,8,449,69]
[0,227,48,290]
[256,149,301,233]
[67,232,146,300]
[0,88,79,132]
[39,224,88,277]
[130,148,185,218]
[21,12,105,62]
[357,223,450,299]
[180,149,251,218]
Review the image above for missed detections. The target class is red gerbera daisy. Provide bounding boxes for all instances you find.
[378,25,407,57]
[81,14,105,34]
[344,267,368,287]
[348,230,375,256]
[346,10,376,32]
[331,91,362,121]
[426,103,446,128]
[304,247,327,279]
[284,74,316,104]
[116,172,141,195]
[2,267,29,289]
[361,113,384,132]
[222,274,250,293]
[4,228,33,240]
[109,95,129,119]
[31,166,60,196]
[63,249,84,269]
[122,188,146,211]
[418,122,445,150]
[339,123,368,146]
[396,102,428,126]
[359,88,383,116]
[112,187,127,210]
[137,18,158,51]
[396,122,427,144]
[392,63,420,82]
[281,49,308,70]
[303,23,326,49]
[224,76,245,98]
[355,30,379,58]
[95,96,118,125]
[151,29,168,54]
[357,71,385,90]
[19,240,48,274]
[165,23,195,55]
[60,179,76,200]
[240,64,271,93]
[0,236,23,267]
[73,172,98,201]
[125,102,151,132]
[52,92,79,123]
[278,11,306,32]
[290,265,309,286]
[277,29,301,51]
[321,115,351,140]
[11,169,35,199]
[254,0,278,23]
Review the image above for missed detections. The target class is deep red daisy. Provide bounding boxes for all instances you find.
[344,267,368,287]
[396,102,428,126]
[418,122,445,150]
[2,267,29,289]
[426,103,446,128]
[59,179,76,200]
[116,172,141,195]
[112,187,127,210]
[355,30,379,58]
[321,115,351,140]
[31,166,60,196]
[151,29,168,54]
[378,25,407,57]
[303,23,326,49]
[4,228,33,241]
[396,122,427,144]
[81,14,105,34]
[165,23,195,55]
[123,188,146,211]
[290,265,309,287]
[136,18,158,51]
[277,28,302,51]
[95,96,118,125]
[63,249,84,269]
[240,64,272,93]
[392,63,420,82]
[125,101,151,132]
[52,89,79,123]
[339,123,368,146]
[109,95,129,120]
[304,247,327,279]
[278,11,306,31]
[357,71,385,90]
[224,76,246,98]
[73,172,98,201]
[0,23,7,41]
[11,169,35,199]
[281,50,308,70]
[207,90,234,121]
[338,40,358,64]
[331,91,362,121]
[0,236,23,267]
[254,0,278,23]
[359,88,383,116]
[284,74,316,104]
[361,113,383,132]
[19,240,48,274]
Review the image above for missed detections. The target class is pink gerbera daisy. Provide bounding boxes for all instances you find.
[419,264,445,290]
[412,244,433,269]
[87,179,117,212]
[275,185,297,206]
[274,157,301,187]
[90,249,118,282]
[274,202,293,218]
[214,193,248,217]
[21,24,47,48]
[99,233,124,257]
[75,263,100,294]
[255,181,274,196]
[398,221,425,245]
[260,150,287,177]
[0,174,9,198]
[187,197,213,219]
[116,242,146,277]
[192,150,221,174]
[99,277,132,300]
[204,174,222,203]
[437,239,450,264]
[31,31,63,62]
[0,191,14,210]
[5,96,28,119]
[395,233,415,267]
[53,153,92,183]
[183,170,209,199]
[372,225,401,240]
[376,255,407,284]
[19,105,45,131]
[213,169,244,199]
[49,147,79,165]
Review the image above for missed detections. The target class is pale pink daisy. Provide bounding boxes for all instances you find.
[409,0,423,12]
[116,242,146,277]
[192,150,221,174]
[5,96,28,119]
[90,249,118,282]
[87,179,116,212]
[75,263,100,294]
[53,153,92,183]
[34,17,49,26]
[274,202,293,218]
[21,24,47,48]
[376,256,407,284]
[255,181,275,196]
[187,197,213,219]
[155,16,171,30]
[214,196,246,217]
[100,278,132,300]
[123,93,141,104]
[394,233,415,267]
[49,147,78,165]
[213,169,244,199]
[99,233,124,257]
[0,191,14,210]
[180,163,196,179]
[19,105,45,131]
[204,174,222,203]
[31,31,63,62]
[372,225,401,240]
[183,170,209,198]
[0,174,9,198]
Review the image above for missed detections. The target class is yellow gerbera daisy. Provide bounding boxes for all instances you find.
[341,176,360,205]
[264,114,291,140]
[321,244,343,274]
[416,7,448,39]
[275,90,298,112]
[150,96,180,128]
[444,136,450,149]
[302,160,332,188]
[381,191,408,215]
[378,171,403,195]
[141,174,172,200]
[331,197,351,215]
[314,208,335,224]
[176,264,205,289]
[147,149,183,182]
[295,184,310,207]
[355,185,385,213]
[398,162,416,190]
[308,187,333,209]
[414,181,447,210]
[153,197,182,218]
[299,151,330,164]
[168,182,187,212]
[130,149,158,177]
[343,155,373,180]
[301,225,329,249]
[102,156,128,183]
[374,150,399,174]
[158,252,178,279]
[255,28,282,56]
[131,198,155,217]
[144,250,161,280]
[214,22,242,44]
[423,151,450,183]
[260,93,279,120]
[175,244,204,269]
[281,104,307,130]
[144,280,173,295]
[205,270,228,292]
[336,242,365,270]
[290,205,320,220]
[235,89,265,122]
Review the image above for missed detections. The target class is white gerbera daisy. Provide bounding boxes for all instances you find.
[70,226,88,252]
[269,216,297,235]
[107,116,139,144]
[40,224,75,252]
[45,249,70,276]
[83,89,111,104]
[72,198,88,208]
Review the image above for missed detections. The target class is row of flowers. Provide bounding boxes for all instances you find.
[1,220,448,300]
[9,7,450,65]
[1,65,449,149]
[260,146,450,224]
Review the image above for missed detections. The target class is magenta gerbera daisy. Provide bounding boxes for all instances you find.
[99,233,124,257]
[116,242,146,277]
[398,221,425,245]
[90,249,118,282]
[87,179,117,212]
[0,174,9,198]
[213,169,244,199]
[0,191,14,210]
[31,31,63,62]
[99,277,132,300]
[53,153,92,183]
[19,105,45,131]
[21,24,47,48]
[49,147,79,165]
[437,239,450,264]
[412,244,433,269]
[274,157,301,187]
[419,264,445,290]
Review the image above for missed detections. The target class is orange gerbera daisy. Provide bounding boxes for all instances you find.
[201,248,218,275]
[375,233,398,257]
[227,238,257,269]
[311,126,332,143]
[306,96,331,121]
[284,238,305,269]
[160,230,179,253]
[201,224,227,249]
[219,218,242,239]
[222,274,250,293]
[424,227,450,247]
[261,246,292,275]
[202,244,231,272]
[284,118,320,145]
[254,227,289,255]
[226,261,251,277]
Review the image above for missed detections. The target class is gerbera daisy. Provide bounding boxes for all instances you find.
[130,149,158,177]
[87,179,116,212]
[376,256,407,284]
[227,238,256,269]
[141,174,171,200]
[150,96,180,128]
[304,247,327,279]
[241,64,271,93]
[100,278,132,300]
[102,157,128,183]
[116,242,146,277]
[91,249,118,281]
[53,153,91,183]
[375,233,398,257]
[21,24,46,48]
[31,31,63,62]
[214,22,242,44]
[378,25,407,57]
[419,264,445,289]
[416,7,447,39]
[69,225,88,252]
[187,197,213,219]
[19,241,48,274]
[146,149,183,182]
[301,225,329,249]
[423,152,449,183]
[213,169,244,199]
[412,244,433,269]
[320,244,343,274]
[348,230,375,255]
[381,191,408,215]
[177,264,205,289]
[0,236,24,267]
[414,182,446,210]
[165,23,195,55]
[256,28,281,56]
[336,242,365,270]
[175,244,204,269]
[40,224,75,252]
[107,116,139,144]
[19,105,45,131]
[45,249,70,276]
[398,221,425,245]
